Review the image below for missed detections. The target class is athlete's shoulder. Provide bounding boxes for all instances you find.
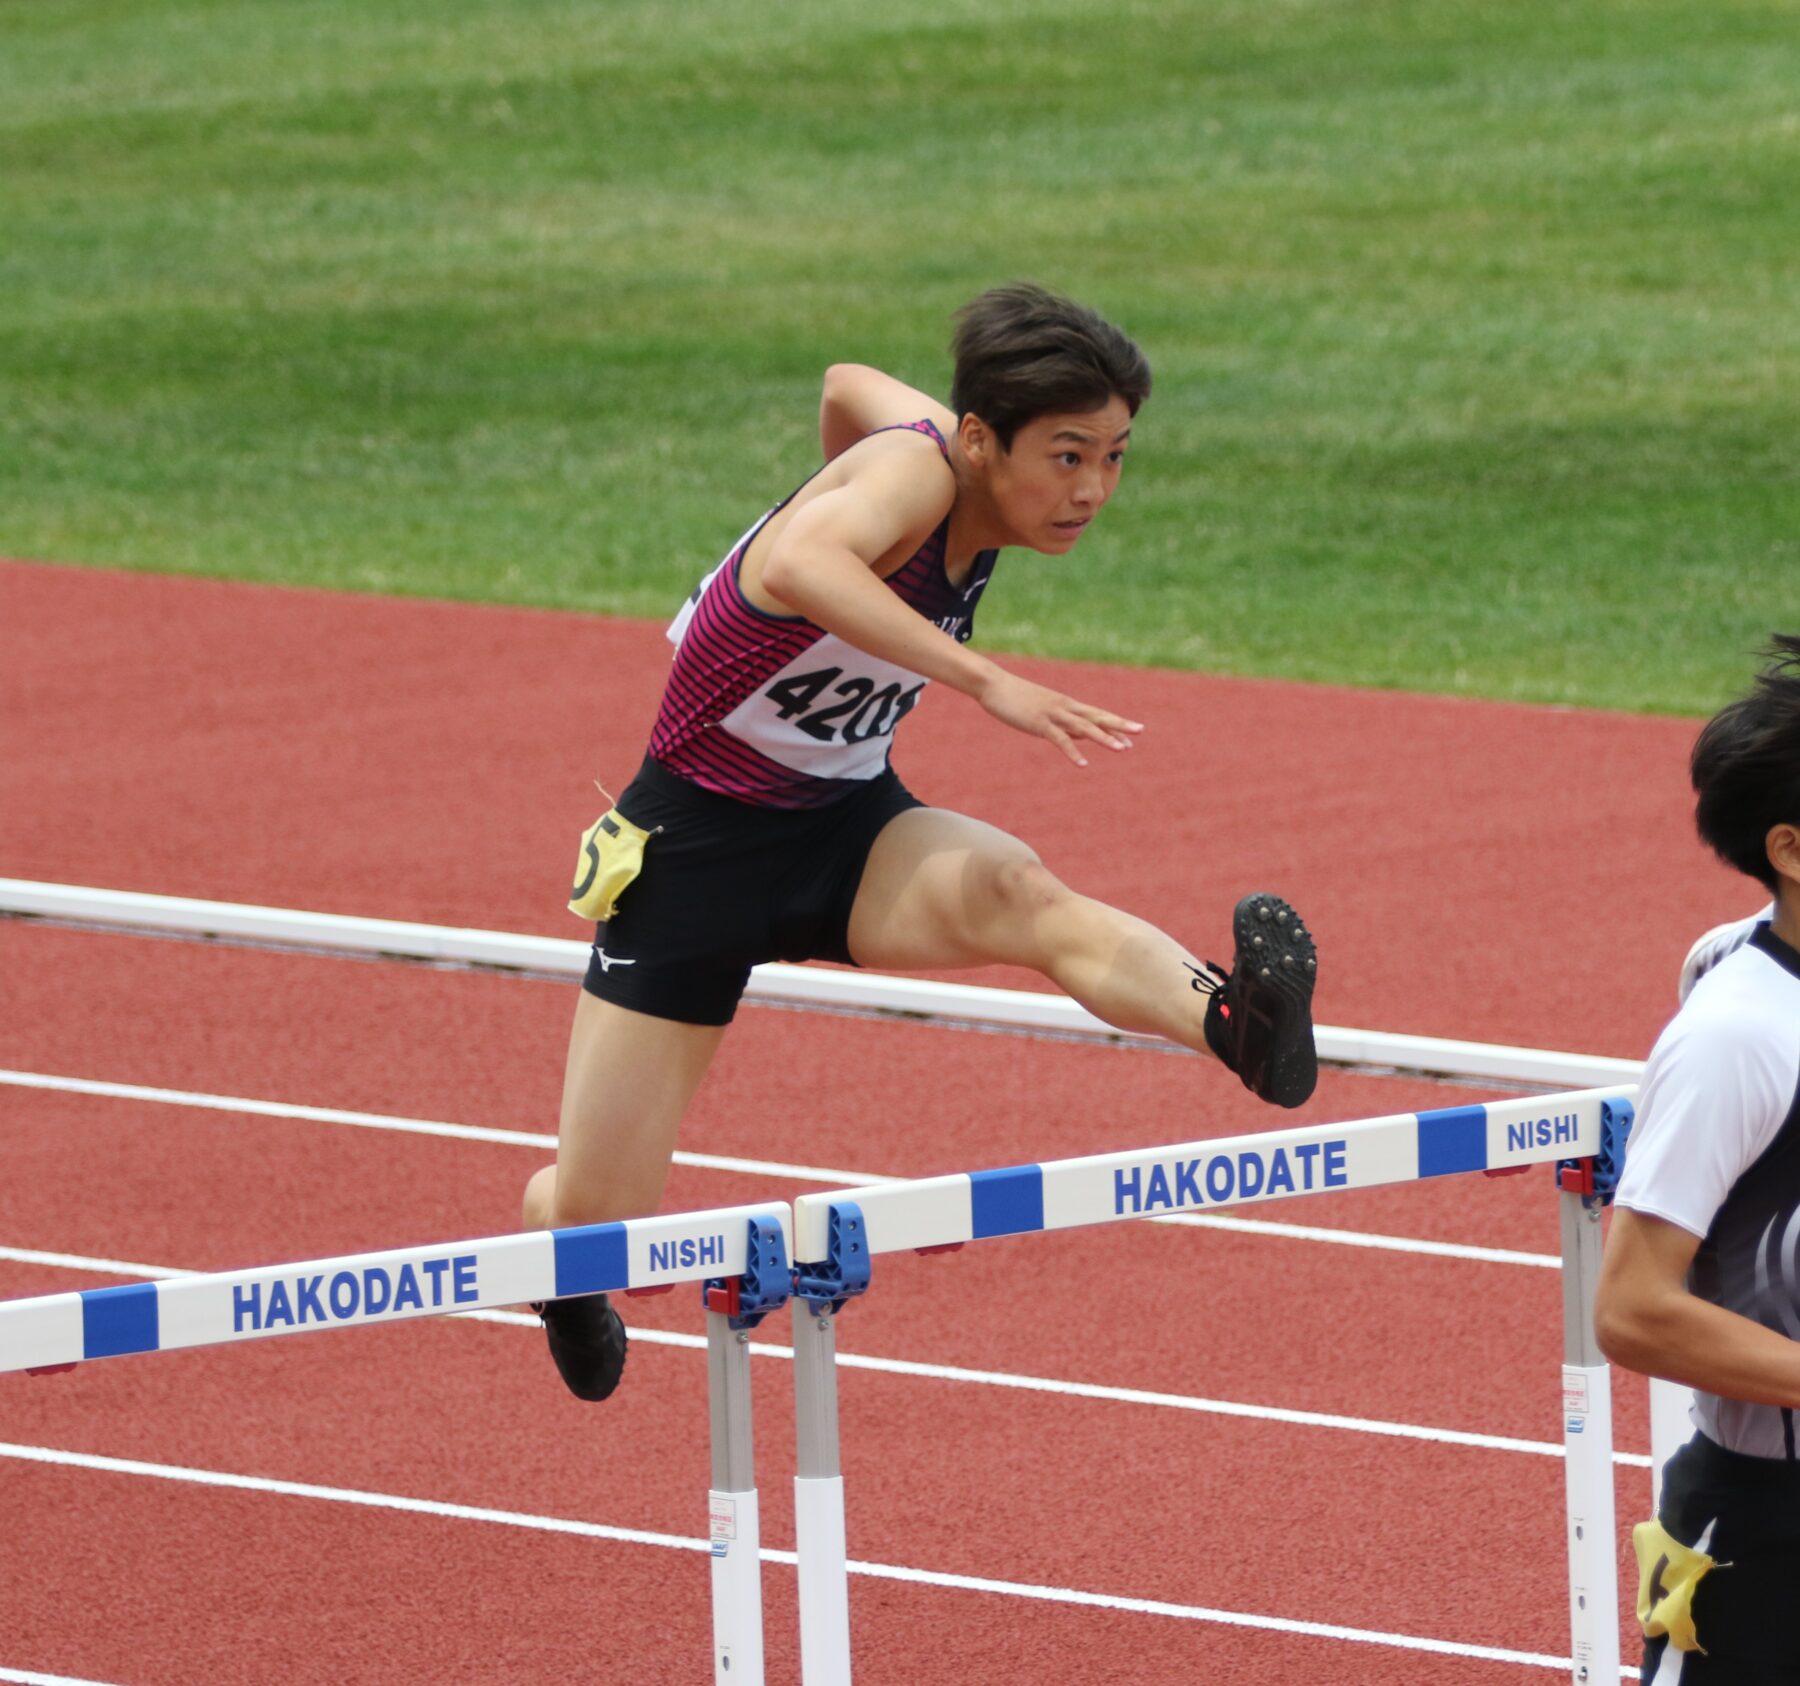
[820,365,958,449]
[828,423,957,520]
[1683,940,1800,1033]
[1647,945,1800,1108]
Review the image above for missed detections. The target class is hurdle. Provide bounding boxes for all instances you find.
[0,878,1646,1088]
[4,876,1665,1677]
[0,1200,795,1686]
[787,1085,1638,1686]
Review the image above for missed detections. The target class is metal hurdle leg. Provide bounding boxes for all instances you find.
[793,1305,852,1685]
[1648,1376,1692,1514]
[707,1305,765,1684]
[1559,1188,1620,1686]
[791,1201,868,1686]
[701,1215,793,1684]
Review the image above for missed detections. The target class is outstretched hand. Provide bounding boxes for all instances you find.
[976,670,1144,766]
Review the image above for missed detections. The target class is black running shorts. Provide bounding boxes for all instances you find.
[1643,1432,1800,1683]
[580,757,924,1026]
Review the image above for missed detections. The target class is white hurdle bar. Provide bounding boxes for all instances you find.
[0,878,1646,1088]
[0,1200,794,1686]
[789,1086,1638,1686]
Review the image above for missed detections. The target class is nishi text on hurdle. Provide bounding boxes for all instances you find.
[649,1233,727,1273]
[1507,1113,1581,1152]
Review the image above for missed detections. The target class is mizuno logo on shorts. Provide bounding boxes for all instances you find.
[593,948,637,972]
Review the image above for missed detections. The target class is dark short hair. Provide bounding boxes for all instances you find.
[950,283,1151,450]
[1692,634,1800,891]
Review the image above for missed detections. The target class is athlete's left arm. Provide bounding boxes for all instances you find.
[1596,1208,1800,1404]
[819,365,957,460]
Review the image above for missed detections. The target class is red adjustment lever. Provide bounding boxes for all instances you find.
[705,1279,741,1317]
[26,1363,78,1377]
[914,1242,966,1257]
[1559,1160,1597,1196]
[623,1284,676,1299]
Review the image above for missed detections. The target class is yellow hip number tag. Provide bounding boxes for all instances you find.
[568,808,652,923]
[1634,1517,1723,1655]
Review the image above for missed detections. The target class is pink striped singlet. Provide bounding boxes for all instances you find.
[647,420,998,809]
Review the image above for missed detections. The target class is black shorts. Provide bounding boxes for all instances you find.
[580,757,924,1026]
[1645,1432,1800,1683]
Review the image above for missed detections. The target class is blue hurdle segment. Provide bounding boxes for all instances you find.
[0,1202,792,1375]
[790,1087,1632,1266]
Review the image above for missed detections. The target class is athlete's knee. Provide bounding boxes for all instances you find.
[522,1164,557,1230]
[526,1165,635,1232]
[551,1178,642,1229]
[983,853,1069,921]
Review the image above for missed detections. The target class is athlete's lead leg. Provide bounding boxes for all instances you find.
[847,808,1317,1105]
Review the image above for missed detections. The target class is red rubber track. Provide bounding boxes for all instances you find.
[0,560,1719,1682]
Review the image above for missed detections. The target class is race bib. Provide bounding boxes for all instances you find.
[716,636,926,780]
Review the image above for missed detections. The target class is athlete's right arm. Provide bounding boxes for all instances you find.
[759,442,1139,766]
[819,365,958,460]
[1596,1207,1800,1405]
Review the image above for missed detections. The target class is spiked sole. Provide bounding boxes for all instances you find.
[1226,894,1319,1108]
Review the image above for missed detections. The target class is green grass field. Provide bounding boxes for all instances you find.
[3,0,1794,711]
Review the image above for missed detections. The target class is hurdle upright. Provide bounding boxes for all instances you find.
[0,1199,795,1686]
[788,1085,1638,1686]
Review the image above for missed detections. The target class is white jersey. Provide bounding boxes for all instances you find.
[1616,925,1800,1457]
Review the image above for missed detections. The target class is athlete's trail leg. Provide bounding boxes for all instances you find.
[522,992,727,1230]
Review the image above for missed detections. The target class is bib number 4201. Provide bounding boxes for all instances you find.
[764,667,924,744]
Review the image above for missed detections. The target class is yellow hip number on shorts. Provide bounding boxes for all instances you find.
[1634,1517,1722,1655]
[568,809,652,923]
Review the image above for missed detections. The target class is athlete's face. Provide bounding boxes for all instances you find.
[980,396,1133,554]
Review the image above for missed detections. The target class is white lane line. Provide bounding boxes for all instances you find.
[0,1068,880,1188]
[0,1438,709,1553]
[0,1068,1562,1269]
[1156,1211,1561,1268]
[0,1670,131,1686]
[0,1246,188,1280]
[0,1247,1651,1467]
[0,1440,1634,1676]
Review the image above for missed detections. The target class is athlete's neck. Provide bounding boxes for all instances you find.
[1772,886,1800,954]
[943,443,1009,564]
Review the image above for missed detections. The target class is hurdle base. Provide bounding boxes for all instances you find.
[796,1476,850,1683]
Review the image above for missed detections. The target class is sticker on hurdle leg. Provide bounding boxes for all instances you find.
[709,1488,766,1686]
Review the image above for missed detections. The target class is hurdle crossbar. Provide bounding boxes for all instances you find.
[789,1086,1637,1686]
[792,1088,1629,1263]
[0,878,1645,1088]
[0,1201,794,1686]
[0,1202,791,1375]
